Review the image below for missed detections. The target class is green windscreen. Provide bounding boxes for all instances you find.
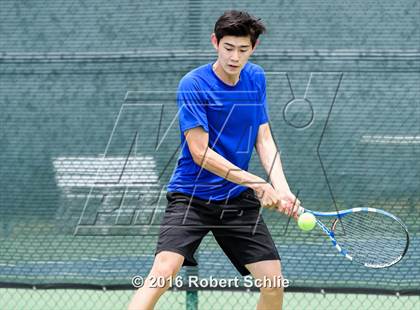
[0,0,419,309]
[1,57,418,292]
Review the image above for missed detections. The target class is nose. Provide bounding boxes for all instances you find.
[230,50,239,61]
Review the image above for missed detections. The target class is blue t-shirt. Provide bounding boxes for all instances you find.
[167,61,269,200]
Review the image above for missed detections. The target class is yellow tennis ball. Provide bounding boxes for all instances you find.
[298,212,316,231]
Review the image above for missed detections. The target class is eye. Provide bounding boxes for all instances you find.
[225,48,233,51]
[240,50,248,53]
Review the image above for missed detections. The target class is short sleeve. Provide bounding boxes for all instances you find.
[177,77,209,133]
[258,70,269,125]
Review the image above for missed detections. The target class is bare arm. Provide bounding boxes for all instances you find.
[255,123,300,216]
[184,126,266,188]
[184,126,298,216]
[254,123,291,193]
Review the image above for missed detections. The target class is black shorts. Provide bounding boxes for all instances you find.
[155,188,280,276]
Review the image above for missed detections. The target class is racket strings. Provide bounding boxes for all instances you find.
[332,211,407,267]
[341,215,405,265]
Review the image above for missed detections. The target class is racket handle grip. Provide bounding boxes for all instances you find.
[297,206,305,215]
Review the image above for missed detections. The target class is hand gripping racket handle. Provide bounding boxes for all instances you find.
[297,206,306,215]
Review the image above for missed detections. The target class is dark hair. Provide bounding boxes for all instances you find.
[214,10,266,48]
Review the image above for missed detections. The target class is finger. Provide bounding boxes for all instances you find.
[276,201,285,214]
[266,200,274,208]
[285,200,296,217]
[288,202,295,217]
[277,206,287,215]
[287,196,298,217]
[278,200,287,215]
[284,202,290,217]
[292,201,299,217]
[293,205,299,220]
[287,200,295,217]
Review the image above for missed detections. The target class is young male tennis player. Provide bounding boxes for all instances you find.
[128,10,300,310]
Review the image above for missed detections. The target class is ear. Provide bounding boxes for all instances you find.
[210,33,219,50]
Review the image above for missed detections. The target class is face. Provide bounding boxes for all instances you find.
[211,34,258,80]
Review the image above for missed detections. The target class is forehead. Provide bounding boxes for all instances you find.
[219,35,252,47]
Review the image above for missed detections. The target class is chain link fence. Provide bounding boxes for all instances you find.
[1,0,419,309]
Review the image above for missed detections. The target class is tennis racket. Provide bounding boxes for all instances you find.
[298,206,409,268]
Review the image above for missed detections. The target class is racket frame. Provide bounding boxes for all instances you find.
[298,206,410,268]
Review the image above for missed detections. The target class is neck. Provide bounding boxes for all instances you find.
[212,61,240,86]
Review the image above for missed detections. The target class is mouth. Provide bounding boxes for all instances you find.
[228,64,239,69]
